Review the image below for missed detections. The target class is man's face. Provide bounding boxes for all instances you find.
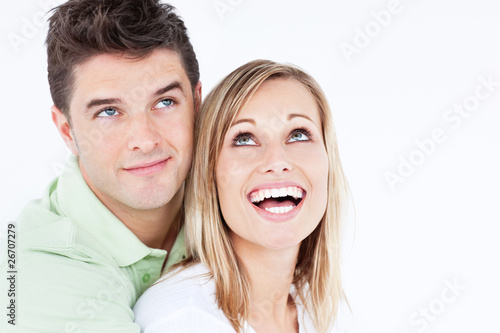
[57,49,200,212]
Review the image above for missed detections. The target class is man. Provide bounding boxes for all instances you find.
[1,0,201,331]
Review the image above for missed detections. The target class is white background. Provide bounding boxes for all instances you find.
[1,0,499,331]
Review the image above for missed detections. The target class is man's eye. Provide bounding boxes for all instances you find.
[288,129,311,143]
[233,134,257,146]
[153,98,174,109]
[96,108,119,117]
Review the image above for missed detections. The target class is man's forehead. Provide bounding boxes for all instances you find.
[70,49,190,103]
[75,49,186,81]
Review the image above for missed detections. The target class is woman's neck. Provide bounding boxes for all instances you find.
[231,233,300,333]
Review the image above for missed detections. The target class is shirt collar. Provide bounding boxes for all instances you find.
[55,155,166,267]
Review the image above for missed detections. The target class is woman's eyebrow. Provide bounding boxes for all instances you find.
[230,113,313,127]
[231,118,256,127]
[288,113,313,122]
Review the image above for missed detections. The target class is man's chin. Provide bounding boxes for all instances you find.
[121,193,174,211]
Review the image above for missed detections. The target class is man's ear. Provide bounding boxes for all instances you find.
[193,81,202,115]
[51,105,79,155]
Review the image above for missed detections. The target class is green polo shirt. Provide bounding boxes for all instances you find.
[1,155,186,333]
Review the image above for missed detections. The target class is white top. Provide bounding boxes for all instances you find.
[133,262,350,333]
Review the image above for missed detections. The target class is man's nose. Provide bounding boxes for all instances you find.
[127,113,161,154]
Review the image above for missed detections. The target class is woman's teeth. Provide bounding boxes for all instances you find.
[249,186,303,204]
[264,205,295,214]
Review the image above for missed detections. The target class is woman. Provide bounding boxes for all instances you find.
[134,60,350,332]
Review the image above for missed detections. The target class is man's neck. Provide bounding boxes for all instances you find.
[116,199,182,251]
[88,182,184,252]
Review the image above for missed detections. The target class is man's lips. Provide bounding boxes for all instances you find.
[123,158,170,176]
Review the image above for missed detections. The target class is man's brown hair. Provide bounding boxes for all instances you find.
[46,0,199,123]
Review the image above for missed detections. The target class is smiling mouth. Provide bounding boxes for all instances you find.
[248,186,304,214]
[123,158,169,176]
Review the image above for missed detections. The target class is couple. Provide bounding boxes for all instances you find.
[2,0,348,332]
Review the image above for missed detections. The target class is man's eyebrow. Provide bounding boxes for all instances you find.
[86,98,121,110]
[84,81,184,112]
[231,118,256,127]
[288,113,313,122]
[154,81,184,96]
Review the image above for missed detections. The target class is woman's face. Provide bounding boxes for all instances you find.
[215,78,329,252]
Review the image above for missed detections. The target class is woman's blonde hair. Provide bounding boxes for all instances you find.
[184,59,349,332]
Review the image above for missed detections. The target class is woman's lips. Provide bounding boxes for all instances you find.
[247,184,306,221]
[249,194,305,222]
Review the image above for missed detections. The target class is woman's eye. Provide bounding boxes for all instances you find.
[288,130,311,143]
[234,134,257,146]
[96,108,119,117]
[153,98,174,109]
